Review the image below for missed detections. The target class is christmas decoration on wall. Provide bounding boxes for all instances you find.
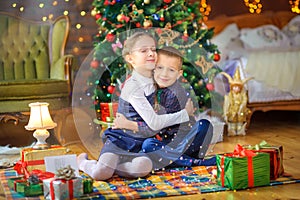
[88,0,223,118]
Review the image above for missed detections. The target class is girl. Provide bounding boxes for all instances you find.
[77,31,194,180]
[114,46,215,170]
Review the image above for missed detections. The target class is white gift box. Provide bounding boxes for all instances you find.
[43,177,83,200]
[211,121,225,144]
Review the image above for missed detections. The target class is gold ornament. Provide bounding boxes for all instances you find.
[143,19,153,28]
[129,4,144,18]
[194,56,213,74]
[117,14,123,22]
[91,9,97,17]
[157,28,179,45]
[144,0,150,4]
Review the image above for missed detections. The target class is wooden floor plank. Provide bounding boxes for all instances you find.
[1,110,300,199]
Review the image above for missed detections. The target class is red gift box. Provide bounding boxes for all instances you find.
[100,102,118,122]
[244,141,284,180]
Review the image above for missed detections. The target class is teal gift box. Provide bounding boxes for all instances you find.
[217,144,270,190]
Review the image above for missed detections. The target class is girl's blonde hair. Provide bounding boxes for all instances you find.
[122,31,156,70]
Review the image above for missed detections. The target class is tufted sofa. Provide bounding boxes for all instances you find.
[0,12,74,115]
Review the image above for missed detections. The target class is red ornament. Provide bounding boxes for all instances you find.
[206,83,215,91]
[90,60,99,69]
[95,13,101,20]
[136,22,141,28]
[213,53,221,62]
[164,0,172,3]
[106,33,115,42]
[107,85,115,94]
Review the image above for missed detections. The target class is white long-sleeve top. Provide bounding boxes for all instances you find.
[120,70,189,131]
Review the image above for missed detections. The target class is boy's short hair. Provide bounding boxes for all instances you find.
[157,46,183,68]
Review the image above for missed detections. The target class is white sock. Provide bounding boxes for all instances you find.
[77,152,119,181]
[116,156,152,178]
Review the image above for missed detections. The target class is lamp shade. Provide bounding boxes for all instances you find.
[25,102,57,130]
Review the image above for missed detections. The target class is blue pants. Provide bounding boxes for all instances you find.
[142,119,213,168]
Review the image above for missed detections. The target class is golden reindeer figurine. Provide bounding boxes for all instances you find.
[221,67,253,136]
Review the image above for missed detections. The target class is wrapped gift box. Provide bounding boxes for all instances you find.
[43,177,83,200]
[211,122,225,143]
[217,144,270,190]
[82,178,94,194]
[244,142,284,180]
[15,145,67,174]
[16,181,43,197]
[8,177,23,191]
[100,102,118,122]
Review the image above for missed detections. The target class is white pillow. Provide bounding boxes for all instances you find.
[240,25,291,50]
[212,23,239,49]
[225,38,248,59]
[282,15,300,47]
[211,23,240,62]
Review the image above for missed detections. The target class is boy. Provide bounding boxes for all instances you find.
[114,46,215,169]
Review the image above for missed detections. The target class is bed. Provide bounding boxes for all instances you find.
[206,11,300,127]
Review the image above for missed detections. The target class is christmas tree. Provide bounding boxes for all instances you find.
[87,0,223,119]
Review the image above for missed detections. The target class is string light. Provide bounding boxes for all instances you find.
[244,0,262,14]
[290,0,300,13]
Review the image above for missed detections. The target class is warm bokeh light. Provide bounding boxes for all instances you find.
[53,1,58,6]
[76,23,82,29]
[12,3,17,8]
[19,6,24,12]
[244,0,262,14]
[199,0,211,21]
[290,0,300,13]
[39,3,44,8]
[48,14,54,20]
[42,16,47,21]
[78,37,84,42]
[73,47,79,53]
[63,10,69,15]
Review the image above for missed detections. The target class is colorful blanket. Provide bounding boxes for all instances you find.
[1,166,299,199]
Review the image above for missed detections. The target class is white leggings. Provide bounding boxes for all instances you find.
[78,152,153,181]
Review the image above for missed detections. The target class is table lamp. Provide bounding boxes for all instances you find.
[25,102,57,150]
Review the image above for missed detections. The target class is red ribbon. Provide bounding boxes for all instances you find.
[49,178,74,199]
[30,169,55,180]
[221,144,256,188]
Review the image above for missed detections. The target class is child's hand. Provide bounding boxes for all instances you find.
[185,98,195,116]
[112,113,127,129]
[112,113,139,132]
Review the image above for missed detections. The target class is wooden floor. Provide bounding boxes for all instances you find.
[1,110,300,199]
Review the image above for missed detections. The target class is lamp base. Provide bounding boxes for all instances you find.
[32,129,50,150]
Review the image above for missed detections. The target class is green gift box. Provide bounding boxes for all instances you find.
[8,177,23,191]
[16,181,43,197]
[217,144,270,190]
[83,178,94,194]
